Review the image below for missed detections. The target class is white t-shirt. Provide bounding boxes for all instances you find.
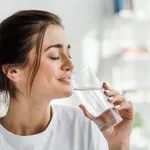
[0,104,108,150]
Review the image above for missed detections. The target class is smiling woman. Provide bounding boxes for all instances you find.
[0,10,74,100]
[0,10,63,98]
[0,10,134,150]
[0,10,102,150]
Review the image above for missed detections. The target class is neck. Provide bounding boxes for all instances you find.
[1,96,52,136]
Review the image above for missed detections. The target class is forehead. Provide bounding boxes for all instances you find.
[28,25,68,65]
[42,25,68,48]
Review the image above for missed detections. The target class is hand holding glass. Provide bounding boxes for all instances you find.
[72,66,122,132]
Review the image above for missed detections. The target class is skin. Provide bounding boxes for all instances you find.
[0,25,134,149]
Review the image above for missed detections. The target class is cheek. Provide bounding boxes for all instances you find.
[37,59,57,82]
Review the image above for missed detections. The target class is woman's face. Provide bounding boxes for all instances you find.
[26,25,74,100]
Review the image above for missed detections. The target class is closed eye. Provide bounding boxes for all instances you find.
[49,57,59,60]
[50,55,72,60]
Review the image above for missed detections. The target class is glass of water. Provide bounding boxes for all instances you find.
[71,66,122,132]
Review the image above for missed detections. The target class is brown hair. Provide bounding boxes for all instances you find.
[0,10,63,100]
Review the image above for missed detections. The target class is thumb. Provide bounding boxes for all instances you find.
[79,104,94,120]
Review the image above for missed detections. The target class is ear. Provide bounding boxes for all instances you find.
[2,64,21,82]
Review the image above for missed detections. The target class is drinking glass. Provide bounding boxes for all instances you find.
[72,66,122,132]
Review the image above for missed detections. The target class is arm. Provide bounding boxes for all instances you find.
[109,140,130,150]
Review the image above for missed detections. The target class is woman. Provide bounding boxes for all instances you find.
[0,10,134,150]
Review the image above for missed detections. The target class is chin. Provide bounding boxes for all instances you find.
[63,89,73,98]
[57,88,73,99]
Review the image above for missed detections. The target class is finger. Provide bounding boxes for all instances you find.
[114,101,133,112]
[114,101,134,120]
[107,95,126,104]
[79,104,94,120]
[102,82,110,90]
[104,89,120,97]
[102,82,121,97]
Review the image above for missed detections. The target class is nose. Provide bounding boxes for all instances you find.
[61,56,74,73]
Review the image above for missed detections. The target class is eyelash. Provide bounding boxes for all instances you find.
[50,56,72,60]
[50,57,59,60]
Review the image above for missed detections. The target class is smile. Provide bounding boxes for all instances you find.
[58,78,72,85]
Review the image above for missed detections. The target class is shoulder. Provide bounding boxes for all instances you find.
[51,104,87,122]
[51,104,99,135]
[51,104,108,149]
[51,104,95,132]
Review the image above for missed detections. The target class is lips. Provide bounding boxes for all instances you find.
[58,75,72,85]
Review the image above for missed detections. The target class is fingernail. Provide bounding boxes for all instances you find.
[105,90,110,93]
[108,96,113,100]
[115,105,120,109]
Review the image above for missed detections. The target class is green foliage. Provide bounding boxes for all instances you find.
[133,112,143,128]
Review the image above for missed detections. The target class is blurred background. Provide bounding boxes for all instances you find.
[0,0,150,149]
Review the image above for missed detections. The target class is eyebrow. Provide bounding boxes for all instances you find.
[44,44,71,52]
